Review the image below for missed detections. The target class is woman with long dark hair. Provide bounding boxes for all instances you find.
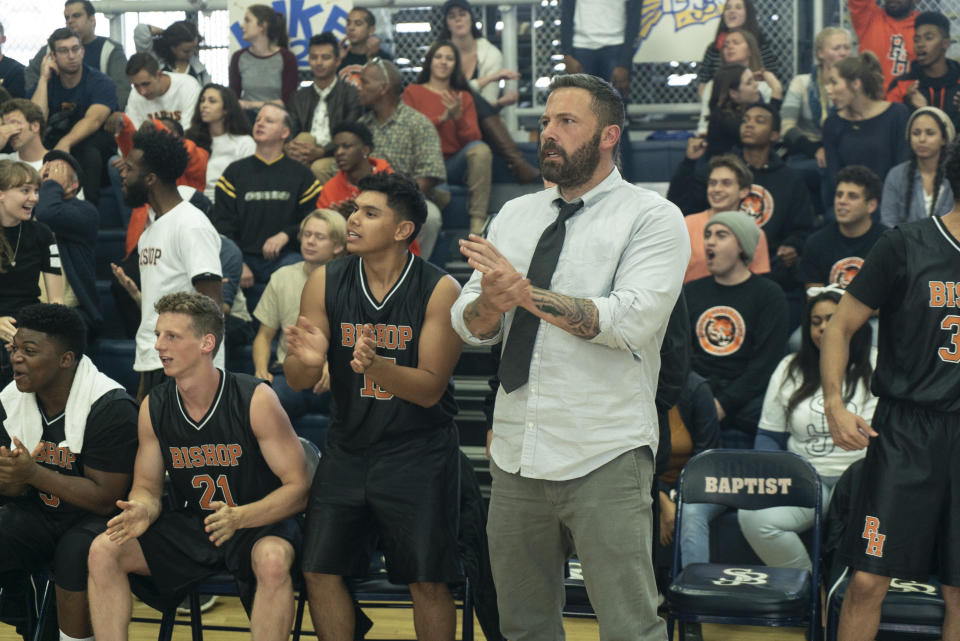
[229,4,298,115]
[185,84,254,199]
[134,19,211,87]
[881,106,955,227]
[703,62,780,159]
[737,286,875,569]
[403,40,492,234]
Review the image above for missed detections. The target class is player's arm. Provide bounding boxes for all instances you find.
[283,265,331,391]
[821,292,877,451]
[192,275,223,306]
[358,275,463,407]
[105,399,166,544]
[253,323,279,381]
[203,384,309,546]
[1,442,131,515]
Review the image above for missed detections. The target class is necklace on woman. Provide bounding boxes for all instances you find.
[9,224,22,267]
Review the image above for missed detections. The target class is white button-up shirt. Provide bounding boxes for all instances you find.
[451,168,690,481]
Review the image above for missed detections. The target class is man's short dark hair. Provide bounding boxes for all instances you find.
[48,28,79,52]
[15,303,86,361]
[308,32,340,53]
[1,98,45,135]
[331,121,374,149]
[154,292,224,356]
[65,0,95,17]
[357,172,427,245]
[132,129,189,185]
[126,52,160,77]
[548,73,625,132]
[708,153,754,190]
[836,165,882,202]
[743,102,781,133]
[915,11,950,38]
[350,7,376,27]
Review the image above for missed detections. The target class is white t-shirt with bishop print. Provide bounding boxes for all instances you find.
[135,199,223,371]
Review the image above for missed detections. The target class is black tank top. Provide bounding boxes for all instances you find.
[852,216,960,412]
[324,253,457,451]
[148,371,281,512]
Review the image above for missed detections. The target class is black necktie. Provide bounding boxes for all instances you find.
[498,199,584,393]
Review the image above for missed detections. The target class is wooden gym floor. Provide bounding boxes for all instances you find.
[0,596,806,640]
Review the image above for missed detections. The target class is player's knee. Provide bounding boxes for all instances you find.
[251,539,294,588]
[87,534,120,576]
[847,570,891,603]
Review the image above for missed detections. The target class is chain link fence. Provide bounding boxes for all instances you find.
[386,1,800,112]
[5,2,818,118]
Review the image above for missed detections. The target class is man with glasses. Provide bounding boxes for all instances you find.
[25,0,129,108]
[30,27,118,205]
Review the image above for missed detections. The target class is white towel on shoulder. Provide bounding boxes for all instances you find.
[0,355,125,454]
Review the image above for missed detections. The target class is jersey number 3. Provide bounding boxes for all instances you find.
[939,315,960,363]
[192,474,237,510]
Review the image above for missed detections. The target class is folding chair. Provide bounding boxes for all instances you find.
[825,571,944,640]
[665,449,822,641]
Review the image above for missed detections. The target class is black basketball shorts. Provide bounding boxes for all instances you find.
[301,426,461,584]
[839,397,960,585]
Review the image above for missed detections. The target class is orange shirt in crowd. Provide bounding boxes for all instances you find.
[848,0,916,90]
[684,209,771,283]
[315,156,421,256]
[316,156,393,210]
[401,84,481,158]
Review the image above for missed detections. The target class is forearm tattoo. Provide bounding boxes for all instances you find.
[464,299,500,339]
[532,290,600,338]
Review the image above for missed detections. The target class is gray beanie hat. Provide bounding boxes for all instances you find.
[705,210,761,263]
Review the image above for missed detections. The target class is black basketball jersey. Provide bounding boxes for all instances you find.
[324,253,458,451]
[148,371,281,513]
[0,388,138,515]
[846,216,960,412]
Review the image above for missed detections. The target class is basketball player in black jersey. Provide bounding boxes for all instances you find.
[0,304,137,641]
[87,292,310,641]
[284,172,463,641]
[821,140,960,641]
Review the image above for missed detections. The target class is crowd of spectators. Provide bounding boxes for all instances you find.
[0,0,953,636]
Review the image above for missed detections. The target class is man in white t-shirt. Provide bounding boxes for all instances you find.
[0,98,48,169]
[119,127,222,399]
[124,52,201,130]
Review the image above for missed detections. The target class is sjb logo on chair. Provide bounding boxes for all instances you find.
[711,568,769,586]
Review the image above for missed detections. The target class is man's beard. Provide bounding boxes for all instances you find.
[122,178,149,208]
[539,129,602,189]
[884,1,913,18]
